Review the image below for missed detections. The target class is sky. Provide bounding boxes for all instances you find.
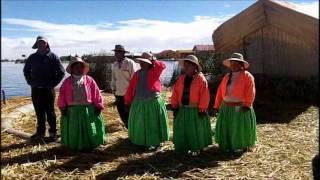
[1,0,319,59]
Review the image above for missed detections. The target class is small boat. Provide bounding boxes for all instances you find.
[15,59,26,64]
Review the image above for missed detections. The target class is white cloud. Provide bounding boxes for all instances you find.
[2,16,230,59]
[290,0,319,18]
[3,1,316,60]
[224,3,231,8]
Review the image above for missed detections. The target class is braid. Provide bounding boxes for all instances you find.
[227,62,246,86]
[227,71,233,86]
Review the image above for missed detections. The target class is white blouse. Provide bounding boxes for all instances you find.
[223,71,242,102]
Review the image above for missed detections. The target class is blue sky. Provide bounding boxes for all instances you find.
[2,1,256,23]
[1,0,319,59]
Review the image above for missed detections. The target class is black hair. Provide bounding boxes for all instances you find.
[227,71,233,86]
[227,61,245,86]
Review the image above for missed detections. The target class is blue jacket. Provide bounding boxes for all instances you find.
[23,50,65,88]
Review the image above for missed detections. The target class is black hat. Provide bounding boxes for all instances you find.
[112,44,129,53]
[32,36,49,49]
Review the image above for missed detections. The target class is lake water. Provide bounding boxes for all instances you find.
[160,61,179,86]
[1,62,69,98]
[1,61,178,98]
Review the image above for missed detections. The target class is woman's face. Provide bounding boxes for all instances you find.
[229,61,243,72]
[71,62,85,75]
[183,61,197,76]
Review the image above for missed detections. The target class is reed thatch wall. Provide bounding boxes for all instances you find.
[85,55,115,92]
[212,0,319,78]
[209,0,319,103]
[85,55,142,91]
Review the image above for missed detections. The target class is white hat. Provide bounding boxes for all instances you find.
[223,53,250,69]
[66,57,90,74]
[141,52,156,60]
[136,58,152,65]
[180,55,202,71]
[136,52,156,64]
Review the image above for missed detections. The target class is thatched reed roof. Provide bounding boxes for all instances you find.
[193,45,215,52]
[212,0,319,51]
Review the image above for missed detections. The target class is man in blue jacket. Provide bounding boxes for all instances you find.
[23,36,65,141]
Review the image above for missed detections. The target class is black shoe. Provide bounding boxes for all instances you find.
[30,132,45,139]
[188,150,200,156]
[49,132,57,141]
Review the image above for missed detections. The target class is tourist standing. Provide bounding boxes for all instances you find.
[23,36,65,141]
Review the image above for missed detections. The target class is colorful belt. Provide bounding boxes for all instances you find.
[223,101,243,106]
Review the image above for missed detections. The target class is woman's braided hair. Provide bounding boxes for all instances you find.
[227,61,245,86]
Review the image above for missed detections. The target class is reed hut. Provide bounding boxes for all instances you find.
[84,54,142,91]
[156,50,176,59]
[193,45,215,56]
[175,50,194,59]
[212,0,319,78]
[84,55,115,91]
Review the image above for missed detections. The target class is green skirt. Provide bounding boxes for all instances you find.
[128,97,169,146]
[215,102,256,152]
[173,106,212,153]
[61,105,106,151]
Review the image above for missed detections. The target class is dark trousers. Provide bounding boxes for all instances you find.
[31,87,57,134]
[115,95,129,128]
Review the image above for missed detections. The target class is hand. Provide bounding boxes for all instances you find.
[211,109,218,117]
[165,103,173,111]
[198,111,208,118]
[94,107,102,115]
[242,106,250,112]
[125,105,131,113]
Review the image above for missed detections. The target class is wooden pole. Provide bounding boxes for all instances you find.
[2,90,6,104]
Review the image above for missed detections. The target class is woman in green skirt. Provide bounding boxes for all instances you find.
[213,53,256,152]
[171,55,212,156]
[124,52,169,150]
[58,57,106,151]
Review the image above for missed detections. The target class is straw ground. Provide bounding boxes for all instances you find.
[1,91,318,179]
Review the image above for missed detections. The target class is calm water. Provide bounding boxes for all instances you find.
[1,62,68,98]
[160,61,179,86]
[1,61,178,98]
